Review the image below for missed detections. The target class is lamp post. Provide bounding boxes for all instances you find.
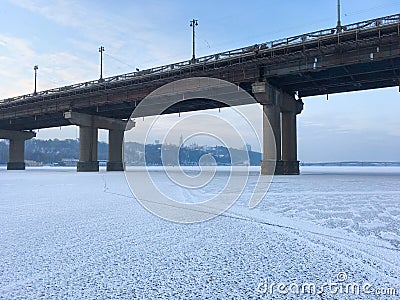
[190,19,198,63]
[33,65,38,95]
[99,46,105,81]
[336,0,342,32]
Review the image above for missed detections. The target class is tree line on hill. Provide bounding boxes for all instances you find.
[0,139,108,165]
[0,139,261,166]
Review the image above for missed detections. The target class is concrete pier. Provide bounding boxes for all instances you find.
[262,104,283,175]
[77,125,99,172]
[107,129,125,171]
[0,129,36,170]
[252,82,303,175]
[281,93,303,175]
[64,111,133,172]
[281,111,299,174]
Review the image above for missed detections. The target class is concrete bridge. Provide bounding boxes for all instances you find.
[0,14,399,174]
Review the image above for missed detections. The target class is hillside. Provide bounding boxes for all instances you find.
[0,139,261,166]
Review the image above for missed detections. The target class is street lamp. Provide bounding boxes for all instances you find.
[99,46,105,81]
[336,0,342,32]
[33,65,38,95]
[189,19,198,63]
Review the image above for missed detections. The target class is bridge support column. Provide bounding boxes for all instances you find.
[0,129,36,170]
[281,111,299,174]
[281,94,303,175]
[107,129,124,171]
[77,125,99,172]
[64,111,134,172]
[262,104,283,175]
[252,82,283,175]
[252,82,303,175]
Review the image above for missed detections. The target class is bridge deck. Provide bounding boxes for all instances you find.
[0,14,399,131]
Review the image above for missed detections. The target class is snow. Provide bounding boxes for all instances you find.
[0,166,399,299]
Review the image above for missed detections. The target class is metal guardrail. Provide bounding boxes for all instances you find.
[1,13,399,104]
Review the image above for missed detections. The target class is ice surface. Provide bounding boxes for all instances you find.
[0,166,399,299]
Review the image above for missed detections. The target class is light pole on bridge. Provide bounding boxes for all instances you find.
[33,65,38,95]
[336,0,342,32]
[99,46,105,81]
[190,19,198,63]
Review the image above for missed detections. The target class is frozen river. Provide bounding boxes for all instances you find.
[0,166,399,299]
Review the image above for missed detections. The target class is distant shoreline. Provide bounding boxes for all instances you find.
[1,162,400,168]
[300,162,400,167]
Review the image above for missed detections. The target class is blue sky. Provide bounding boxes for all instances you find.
[0,0,399,162]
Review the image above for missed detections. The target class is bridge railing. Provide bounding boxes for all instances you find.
[1,13,399,105]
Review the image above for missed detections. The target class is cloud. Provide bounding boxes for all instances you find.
[8,0,89,28]
[7,0,184,62]
[2,0,189,98]
[0,33,98,99]
[0,34,37,98]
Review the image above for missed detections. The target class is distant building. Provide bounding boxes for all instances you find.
[179,134,183,147]
[25,160,43,167]
[243,143,252,151]
[61,158,78,166]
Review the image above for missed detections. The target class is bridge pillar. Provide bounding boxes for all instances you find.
[0,129,36,170]
[281,94,304,175]
[77,125,99,172]
[252,82,303,175]
[281,111,298,174]
[64,111,134,172]
[262,104,283,175]
[107,129,124,171]
[252,82,283,175]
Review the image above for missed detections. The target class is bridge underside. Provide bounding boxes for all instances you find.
[270,57,400,97]
[0,99,230,131]
[1,53,399,132]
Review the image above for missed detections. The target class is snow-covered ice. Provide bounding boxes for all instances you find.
[0,166,399,299]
